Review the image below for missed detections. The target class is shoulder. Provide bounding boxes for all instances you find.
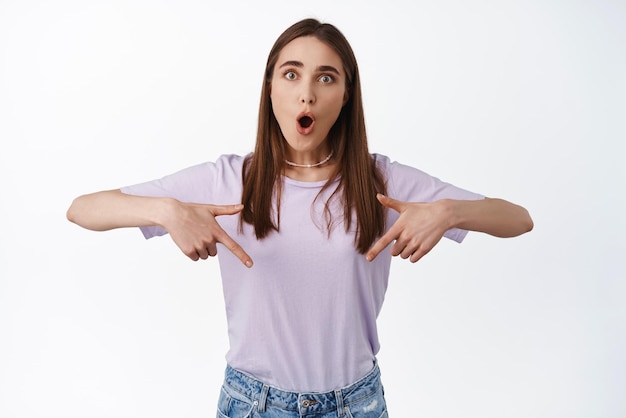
[213,153,250,169]
[144,153,250,192]
[370,153,391,174]
[212,153,250,175]
[370,153,429,180]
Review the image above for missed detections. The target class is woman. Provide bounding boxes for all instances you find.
[67,18,532,418]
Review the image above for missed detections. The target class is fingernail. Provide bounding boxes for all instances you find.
[365,254,372,262]
[245,260,253,268]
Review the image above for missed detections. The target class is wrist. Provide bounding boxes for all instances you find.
[154,197,179,229]
[437,199,461,230]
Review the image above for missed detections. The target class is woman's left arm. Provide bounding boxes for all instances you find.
[366,194,533,263]
[443,196,534,238]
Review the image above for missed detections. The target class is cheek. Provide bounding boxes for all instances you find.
[270,92,286,118]
[270,86,291,114]
[270,94,292,135]
[323,92,346,119]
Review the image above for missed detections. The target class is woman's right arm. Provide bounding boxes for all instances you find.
[67,190,253,266]
[67,189,173,231]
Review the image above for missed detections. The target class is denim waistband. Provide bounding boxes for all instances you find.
[222,362,382,415]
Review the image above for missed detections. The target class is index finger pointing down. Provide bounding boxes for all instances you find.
[365,229,396,262]
[219,232,254,268]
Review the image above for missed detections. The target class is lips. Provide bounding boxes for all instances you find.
[296,112,316,135]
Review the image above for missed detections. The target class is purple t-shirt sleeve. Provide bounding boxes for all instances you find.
[119,154,245,239]
[376,154,485,242]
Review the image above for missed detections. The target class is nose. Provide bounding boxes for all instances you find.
[299,83,316,104]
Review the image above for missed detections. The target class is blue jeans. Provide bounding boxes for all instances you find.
[216,363,388,418]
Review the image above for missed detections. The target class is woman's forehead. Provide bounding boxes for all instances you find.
[275,36,343,71]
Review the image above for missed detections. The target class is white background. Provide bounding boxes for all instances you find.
[1,0,624,417]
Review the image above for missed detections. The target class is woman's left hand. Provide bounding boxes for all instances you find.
[366,194,533,263]
[366,194,451,263]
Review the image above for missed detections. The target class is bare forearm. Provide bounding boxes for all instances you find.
[66,189,172,231]
[444,197,533,238]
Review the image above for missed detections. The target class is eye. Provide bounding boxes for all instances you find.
[284,71,297,80]
[319,74,334,84]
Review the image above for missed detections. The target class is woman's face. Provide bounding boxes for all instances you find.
[270,36,347,161]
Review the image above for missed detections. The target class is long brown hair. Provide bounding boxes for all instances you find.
[240,18,386,253]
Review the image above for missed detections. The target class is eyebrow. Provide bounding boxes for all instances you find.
[278,60,341,75]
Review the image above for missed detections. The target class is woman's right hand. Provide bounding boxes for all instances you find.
[67,190,253,267]
[163,201,253,267]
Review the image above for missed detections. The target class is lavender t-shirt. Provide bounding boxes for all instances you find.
[121,154,483,392]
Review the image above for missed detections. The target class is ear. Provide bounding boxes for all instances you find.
[343,88,351,106]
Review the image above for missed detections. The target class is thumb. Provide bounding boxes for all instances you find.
[376,193,406,213]
[210,203,245,217]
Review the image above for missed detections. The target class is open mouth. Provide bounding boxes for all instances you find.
[296,113,316,135]
[298,115,313,128]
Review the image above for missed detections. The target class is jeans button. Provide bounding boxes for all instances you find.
[302,400,311,407]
